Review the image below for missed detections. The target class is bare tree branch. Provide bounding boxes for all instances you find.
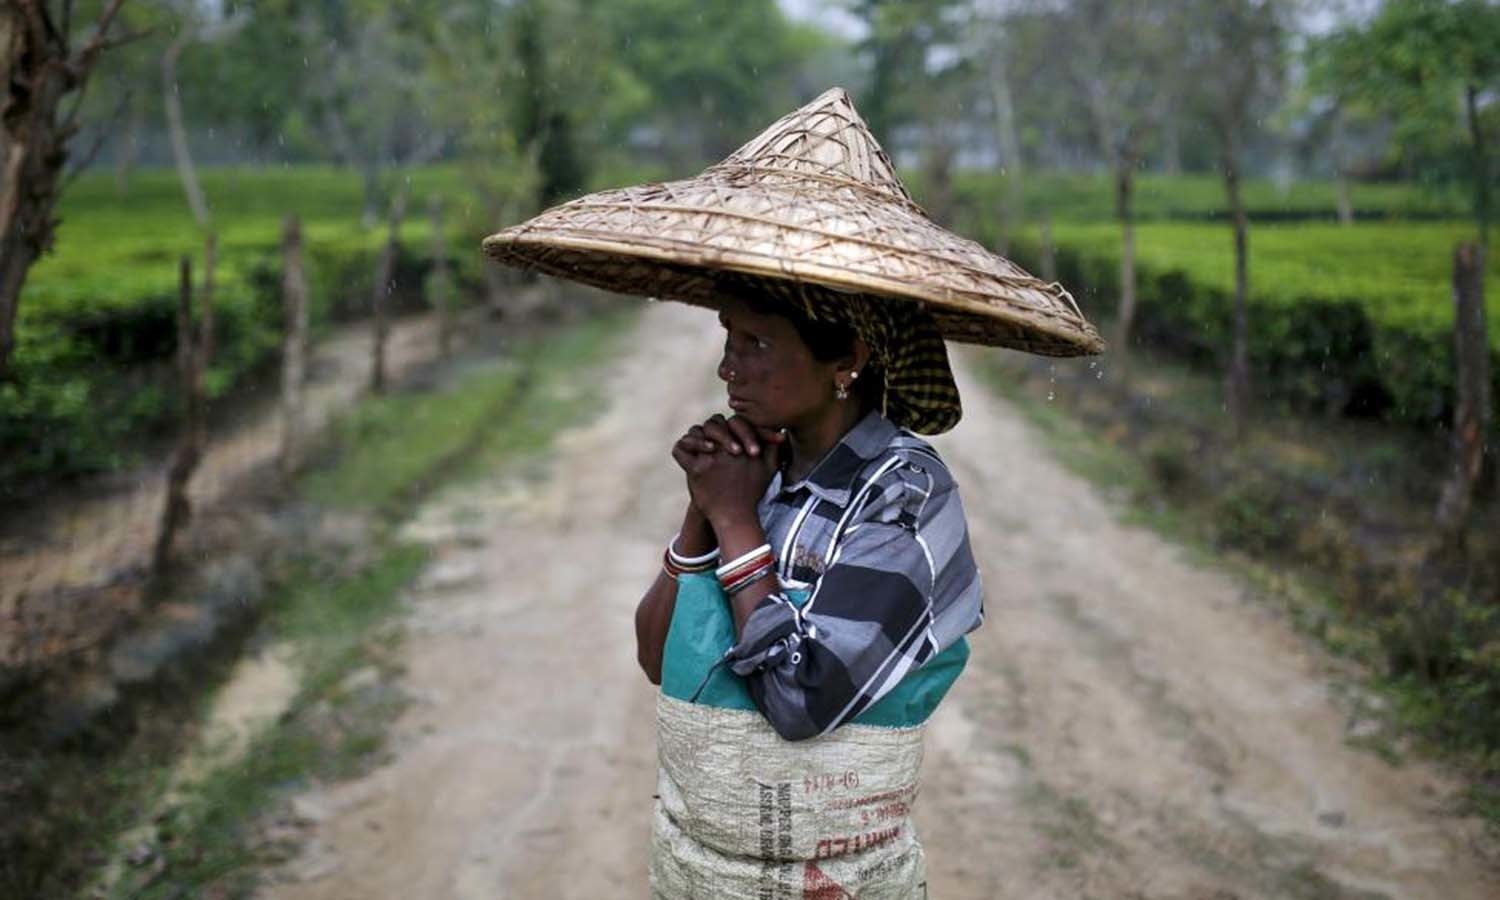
[406,129,449,168]
[74,0,127,67]
[61,28,150,126]
[62,90,131,190]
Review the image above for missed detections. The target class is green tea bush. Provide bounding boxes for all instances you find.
[1001,222,1500,430]
[948,170,1468,226]
[3,166,502,492]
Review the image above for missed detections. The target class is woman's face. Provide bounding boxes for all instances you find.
[716,295,843,431]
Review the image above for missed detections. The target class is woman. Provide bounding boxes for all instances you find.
[633,284,981,741]
[484,87,1103,898]
[633,284,981,897]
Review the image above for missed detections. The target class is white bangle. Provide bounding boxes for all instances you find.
[668,532,720,567]
[716,543,773,578]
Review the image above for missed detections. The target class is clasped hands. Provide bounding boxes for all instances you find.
[671,414,786,527]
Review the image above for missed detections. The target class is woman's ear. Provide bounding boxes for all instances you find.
[841,336,871,381]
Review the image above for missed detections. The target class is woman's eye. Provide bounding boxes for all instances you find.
[725,329,768,352]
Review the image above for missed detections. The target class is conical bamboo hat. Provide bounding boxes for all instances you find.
[483,87,1104,357]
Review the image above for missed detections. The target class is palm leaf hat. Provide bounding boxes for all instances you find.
[483,87,1104,434]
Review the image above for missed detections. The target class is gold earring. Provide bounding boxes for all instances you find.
[835,380,849,401]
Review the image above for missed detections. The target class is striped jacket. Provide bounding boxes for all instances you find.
[725,410,984,740]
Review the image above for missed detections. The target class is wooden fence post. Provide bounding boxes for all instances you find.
[151,234,215,580]
[279,216,309,479]
[1434,241,1491,541]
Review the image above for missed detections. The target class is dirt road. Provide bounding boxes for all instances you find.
[262,301,1496,899]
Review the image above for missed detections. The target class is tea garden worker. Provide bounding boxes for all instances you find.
[484,87,1104,900]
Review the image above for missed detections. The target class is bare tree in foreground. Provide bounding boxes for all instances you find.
[0,0,129,379]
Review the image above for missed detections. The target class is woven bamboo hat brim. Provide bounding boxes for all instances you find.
[483,87,1104,357]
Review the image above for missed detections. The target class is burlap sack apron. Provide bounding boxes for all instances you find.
[652,572,968,899]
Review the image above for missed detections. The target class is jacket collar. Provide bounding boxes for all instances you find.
[772,410,898,507]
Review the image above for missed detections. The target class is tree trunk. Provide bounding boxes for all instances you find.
[1038,203,1058,284]
[162,32,212,229]
[1111,163,1138,383]
[1434,242,1490,540]
[280,216,309,479]
[483,258,509,316]
[0,1,125,379]
[0,10,65,381]
[0,227,39,381]
[360,163,383,231]
[988,51,1024,249]
[1465,82,1491,251]
[1223,135,1252,437]
[199,231,216,368]
[1333,110,1354,226]
[1162,113,1182,176]
[430,197,454,356]
[1335,172,1354,227]
[370,181,409,393]
[921,138,956,228]
[115,99,143,195]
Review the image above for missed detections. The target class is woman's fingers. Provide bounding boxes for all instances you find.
[701,415,743,455]
[679,415,777,458]
[724,416,762,457]
[686,424,716,452]
[673,442,715,474]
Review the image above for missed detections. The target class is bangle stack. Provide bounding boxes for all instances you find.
[716,544,775,596]
[663,533,719,579]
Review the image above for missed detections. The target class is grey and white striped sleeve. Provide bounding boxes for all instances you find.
[724,453,983,741]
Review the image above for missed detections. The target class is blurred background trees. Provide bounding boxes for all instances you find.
[7,0,1498,503]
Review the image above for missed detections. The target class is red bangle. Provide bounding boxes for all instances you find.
[716,545,775,594]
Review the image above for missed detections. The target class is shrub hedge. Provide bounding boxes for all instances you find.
[945,170,1469,226]
[2,167,504,492]
[994,221,1499,429]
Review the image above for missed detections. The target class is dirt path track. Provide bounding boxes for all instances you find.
[262,301,1495,899]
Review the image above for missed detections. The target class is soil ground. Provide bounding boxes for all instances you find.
[258,301,1498,899]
